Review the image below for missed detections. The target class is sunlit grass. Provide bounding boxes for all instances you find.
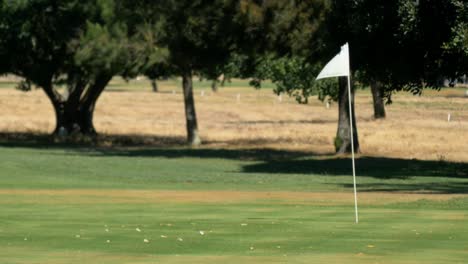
[0,146,467,263]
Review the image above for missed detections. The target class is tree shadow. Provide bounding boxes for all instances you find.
[0,132,314,161]
[0,132,186,148]
[243,157,468,179]
[1,132,467,194]
[340,182,468,194]
[243,157,468,194]
[97,147,318,161]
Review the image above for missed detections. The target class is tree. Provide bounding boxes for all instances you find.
[134,0,256,146]
[252,53,359,153]
[318,0,468,148]
[199,53,253,92]
[144,63,176,92]
[241,1,361,153]
[370,81,386,119]
[0,0,156,136]
[252,0,467,153]
[329,0,468,97]
[1,0,97,135]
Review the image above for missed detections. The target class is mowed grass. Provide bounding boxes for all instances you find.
[1,146,468,263]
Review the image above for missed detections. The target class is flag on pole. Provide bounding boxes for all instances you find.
[316,43,350,80]
[316,43,359,224]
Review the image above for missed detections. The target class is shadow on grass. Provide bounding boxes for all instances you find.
[0,132,186,148]
[242,157,468,194]
[242,157,468,179]
[0,132,312,161]
[340,182,468,194]
[0,132,467,193]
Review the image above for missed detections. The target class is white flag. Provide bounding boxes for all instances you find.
[316,43,350,80]
[316,42,360,224]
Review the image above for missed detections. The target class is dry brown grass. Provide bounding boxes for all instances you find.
[0,189,464,205]
[0,78,467,162]
[0,248,408,264]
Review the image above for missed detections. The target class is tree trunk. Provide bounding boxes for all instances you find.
[77,103,97,135]
[182,70,202,146]
[151,79,158,92]
[53,102,68,136]
[77,74,112,135]
[335,77,360,154]
[53,104,96,136]
[40,83,70,136]
[42,75,111,137]
[220,75,226,87]
[370,81,386,119]
[211,80,218,92]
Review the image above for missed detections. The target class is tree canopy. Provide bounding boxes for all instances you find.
[0,0,161,135]
[128,0,281,145]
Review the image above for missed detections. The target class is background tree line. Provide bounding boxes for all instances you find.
[0,0,466,153]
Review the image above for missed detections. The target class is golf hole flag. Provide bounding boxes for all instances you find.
[316,43,350,80]
[316,43,359,224]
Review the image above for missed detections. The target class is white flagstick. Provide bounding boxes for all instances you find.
[347,75,359,224]
[316,43,359,223]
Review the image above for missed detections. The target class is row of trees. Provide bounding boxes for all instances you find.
[0,0,466,153]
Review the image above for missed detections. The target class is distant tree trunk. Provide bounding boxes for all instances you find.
[211,80,218,92]
[335,77,360,154]
[151,79,158,92]
[42,75,111,137]
[182,70,202,146]
[370,81,386,119]
[220,74,226,87]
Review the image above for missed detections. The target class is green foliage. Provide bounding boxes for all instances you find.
[74,0,169,80]
[440,0,468,78]
[225,1,337,103]
[15,79,33,92]
[0,0,89,84]
[75,21,161,79]
[253,55,338,103]
[0,0,163,86]
[107,0,265,101]
[327,0,467,94]
[197,53,254,87]
[76,22,130,75]
[254,0,467,103]
[97,0,115,22]
[0,0,169,134]
[164,1,253,76]
[249,0,332,56]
